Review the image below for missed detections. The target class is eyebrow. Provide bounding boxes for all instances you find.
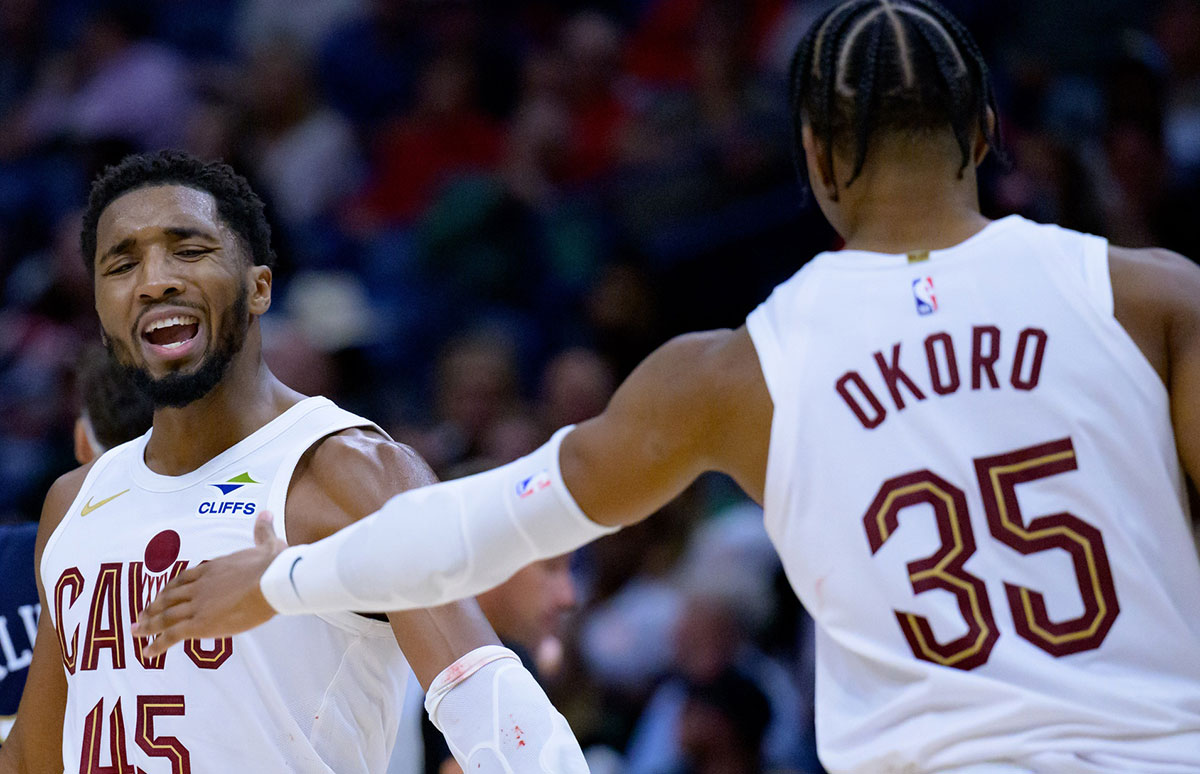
[163,227,219,242]
[99,236,136,265]
[98,227,219,265]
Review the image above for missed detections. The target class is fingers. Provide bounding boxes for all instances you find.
[133,592,196,658]
[142,623,190,658]
[253,510,275,547]
[133,568,199,635]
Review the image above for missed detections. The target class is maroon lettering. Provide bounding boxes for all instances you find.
[185,637,233,670]
[1011,328,1048,390]
[55,568,84,674]
[971,325,1001,390]
[79,697,134,774]
[128,560,188,669]
[136,695,191,773]
[82,562,126,671]
[924,332,961,395]
[873,344,927,410]
[836,372,887,429]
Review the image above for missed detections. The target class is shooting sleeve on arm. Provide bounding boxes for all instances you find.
[259,426,618,614]
[424,646,590,773]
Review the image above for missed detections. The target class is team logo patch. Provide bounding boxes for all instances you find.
[201,472,260,516]
[210,472,259,496]
[516,471,553,499]
[912,276,938,315]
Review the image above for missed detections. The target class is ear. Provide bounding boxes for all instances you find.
[801,123,839,201]
[248,265,272,316]
[973,108,996,167]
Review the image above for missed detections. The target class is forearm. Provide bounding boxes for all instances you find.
[425,646,589,773]
[260,427,617,614]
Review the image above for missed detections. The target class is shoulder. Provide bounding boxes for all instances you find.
[628,328,762,416]
[286,427,438,544]
[1109,246,1200,323]
[1109,246,1200,381]
[35,463,94,565]
[621,327,769,459]
[1110,246,1200,308]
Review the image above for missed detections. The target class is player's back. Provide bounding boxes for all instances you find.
[746,215,1200,774]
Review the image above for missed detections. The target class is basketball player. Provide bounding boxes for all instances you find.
[73,344,154,464]
[137,1,1200,771]
[0,151,588,773]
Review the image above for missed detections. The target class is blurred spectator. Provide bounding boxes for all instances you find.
[239,42,364,231]
[318,0,425,130]
[558,11,630,182]
[1157,0,1200,185]
[401,328,523,474]
[348,53,504,229]
[675,668,772,774]
[539,347,616,432]
[234,0,363,56]
[11,6,194,153]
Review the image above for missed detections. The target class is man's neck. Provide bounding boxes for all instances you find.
[836,136,991,254]
[143,354,305,477]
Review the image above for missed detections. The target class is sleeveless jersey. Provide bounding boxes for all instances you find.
[41,396,410,774]
[746,216,1200,774]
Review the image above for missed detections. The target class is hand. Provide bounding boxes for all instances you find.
[133,510,286,657]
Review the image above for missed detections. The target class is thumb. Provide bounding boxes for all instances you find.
[254,510,277,547]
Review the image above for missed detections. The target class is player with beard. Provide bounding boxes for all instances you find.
[0,150,588,774]
[137,2,1200,772]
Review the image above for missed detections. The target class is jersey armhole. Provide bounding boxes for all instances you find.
[38,443,131,591]
[746,304,786,404]
[1080,233,1115,318]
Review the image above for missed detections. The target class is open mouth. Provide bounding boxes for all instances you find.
[142,315,200,351]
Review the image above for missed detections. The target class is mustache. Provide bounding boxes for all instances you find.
[130,301,206,340]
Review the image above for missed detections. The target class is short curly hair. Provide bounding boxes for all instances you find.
[80,150,276,275]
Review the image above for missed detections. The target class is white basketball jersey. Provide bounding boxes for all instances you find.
[41,396,410,774]
[746,216,1200,774]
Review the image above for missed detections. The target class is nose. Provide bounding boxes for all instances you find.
[136,250,184,302]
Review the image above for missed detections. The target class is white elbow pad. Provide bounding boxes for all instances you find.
[260,426,618,614]
[425,646,590,773]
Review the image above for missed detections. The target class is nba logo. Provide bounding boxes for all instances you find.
[912,277,938,315]
[516,470,552,499]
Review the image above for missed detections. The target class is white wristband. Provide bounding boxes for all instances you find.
[260,426,618,615]
[425,646,590,773]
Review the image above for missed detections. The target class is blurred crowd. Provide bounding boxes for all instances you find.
[1,0,1197,771]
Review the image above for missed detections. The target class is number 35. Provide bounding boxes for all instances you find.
[863,438,1119,670]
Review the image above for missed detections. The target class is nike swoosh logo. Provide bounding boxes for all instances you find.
[81,489,130,517]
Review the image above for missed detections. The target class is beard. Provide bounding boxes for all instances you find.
[105,286,251,409]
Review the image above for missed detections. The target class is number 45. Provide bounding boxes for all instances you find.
[863,438,1119,671]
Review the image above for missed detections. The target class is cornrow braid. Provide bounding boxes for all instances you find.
[788,0,1004,187]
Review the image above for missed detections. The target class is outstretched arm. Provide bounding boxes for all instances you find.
[135,327,770,622]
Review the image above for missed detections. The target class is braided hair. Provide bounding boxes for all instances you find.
[789,0,1004,186]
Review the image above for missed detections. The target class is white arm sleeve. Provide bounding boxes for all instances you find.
[259,426,618,614]
[424,646,590,773]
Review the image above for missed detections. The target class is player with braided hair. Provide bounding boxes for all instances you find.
[140,2,1200,771]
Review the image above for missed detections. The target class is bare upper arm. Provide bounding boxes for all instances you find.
[0,465,90,773]
[284,429,498,690]
[1110,246,1200,515]
[561,326,773,528]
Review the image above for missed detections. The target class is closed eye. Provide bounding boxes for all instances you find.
[103,260,136,276]
[175,247,214,259]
